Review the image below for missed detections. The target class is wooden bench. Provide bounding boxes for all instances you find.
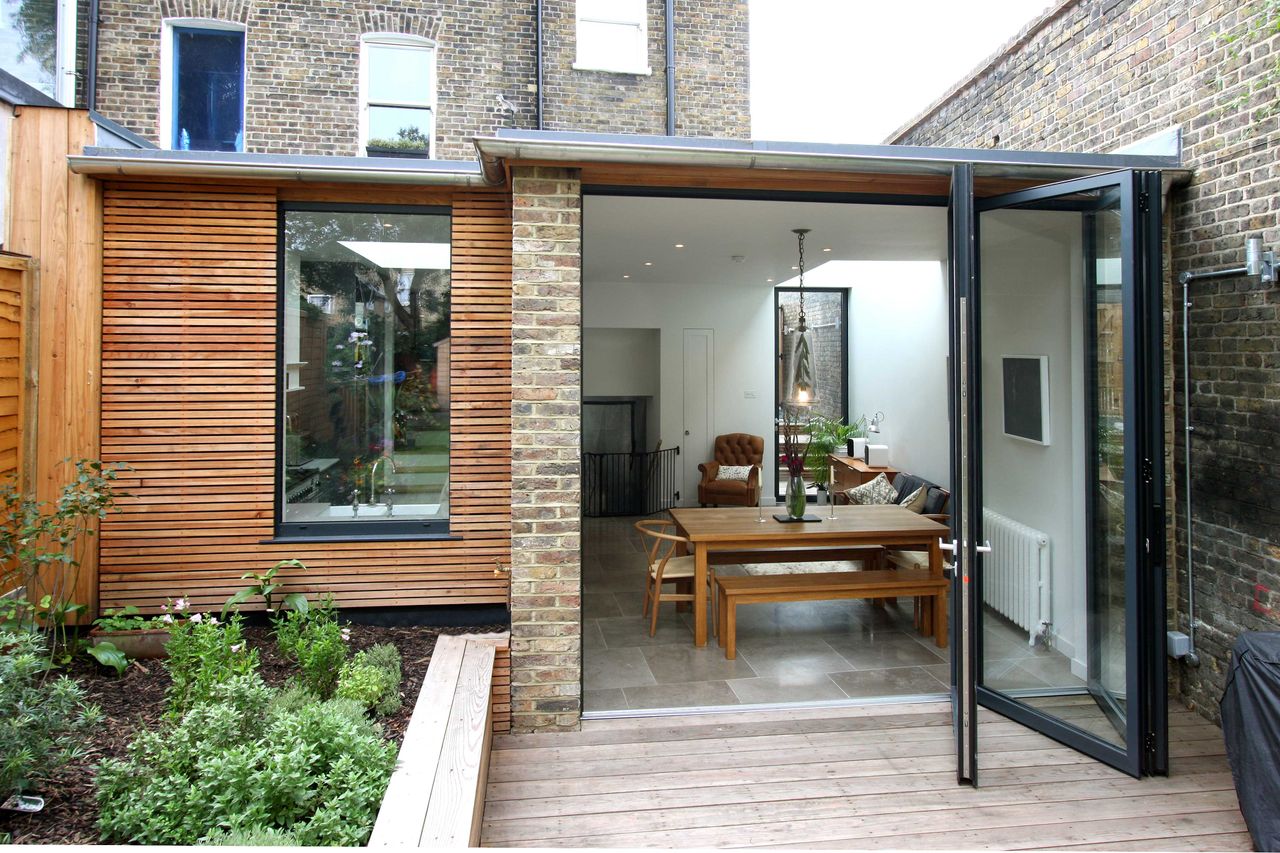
[715,569,948,660]
[368,634,496,848]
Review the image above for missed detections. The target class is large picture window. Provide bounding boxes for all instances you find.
[279,205,451,538]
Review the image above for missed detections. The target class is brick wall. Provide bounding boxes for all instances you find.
[893,0,1280,720]
[510,166,583,732]
[91,0,749,157]
[540,0,750,138]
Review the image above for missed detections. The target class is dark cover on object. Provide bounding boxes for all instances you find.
[891,473,949,516]
[1220,631,1280,851]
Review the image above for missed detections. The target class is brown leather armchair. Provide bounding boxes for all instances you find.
[697,433,764,507]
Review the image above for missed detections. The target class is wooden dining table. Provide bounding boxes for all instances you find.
[667,505,950,647]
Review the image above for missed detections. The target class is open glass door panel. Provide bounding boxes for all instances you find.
[972,171,1163,777]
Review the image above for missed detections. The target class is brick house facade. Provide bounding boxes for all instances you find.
[891,0,1280,720]
[90,0,750,159]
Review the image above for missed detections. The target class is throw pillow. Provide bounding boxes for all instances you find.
[844,472,898,506]
[715,465,753,481]
[898,486,927,513]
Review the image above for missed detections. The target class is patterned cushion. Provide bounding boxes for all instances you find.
[898,486,927,513]
[715,465,753,481]
[844,472,898,506]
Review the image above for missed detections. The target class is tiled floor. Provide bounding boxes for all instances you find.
[583,515,1094,715]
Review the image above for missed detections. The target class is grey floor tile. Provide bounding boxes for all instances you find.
[728,672,848,705]
[596,613,691,648]
[583,619,607,652]
[735,637,855,679]
[830,666,949,699]
[584,646,657,690]
[640,643,757,683]
[584,591,624,619]
[825,633,946,671]
[623,680,740,710]
[583,688,628,712]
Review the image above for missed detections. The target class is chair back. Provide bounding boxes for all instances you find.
[713,433,764,466]
[634,519,689,584]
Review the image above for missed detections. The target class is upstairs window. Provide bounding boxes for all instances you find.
[361,35,436,157]
[575,0,650,75]
[1,0,78,104]
[161,21,245,151]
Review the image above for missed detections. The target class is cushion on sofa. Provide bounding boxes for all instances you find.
[893,472,949,515]
[844,472,898,505]
[898,486,928,513]
[715,465,753,481]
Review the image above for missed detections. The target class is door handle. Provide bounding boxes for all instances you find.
[939,539,958,553]
[975,540,992,554]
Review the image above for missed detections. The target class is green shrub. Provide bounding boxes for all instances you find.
[163,611,258,716]
[337,643,402,716]
[274,596,347,698]
[202,826,301,846]
[0,630,102,797]
[95,674,395,846]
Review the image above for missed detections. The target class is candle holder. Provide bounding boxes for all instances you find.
[828,463,837,519]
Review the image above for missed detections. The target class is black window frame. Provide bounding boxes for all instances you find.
[271,201,456,543]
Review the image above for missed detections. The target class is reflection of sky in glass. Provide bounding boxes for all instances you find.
[367,44,431,103]
[368,105,431,145]
[0,0,55,96]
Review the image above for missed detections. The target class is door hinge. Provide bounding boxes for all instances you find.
[1138,191,1150,213]
[1141,458,1154,485]
[1144,731,1157,756]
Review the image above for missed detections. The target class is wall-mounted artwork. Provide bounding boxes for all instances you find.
[1002,355,1050,445]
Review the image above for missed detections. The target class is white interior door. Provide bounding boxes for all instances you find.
[683,328,714,505]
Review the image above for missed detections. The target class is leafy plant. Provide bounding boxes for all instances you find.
[223,559,310,615]
[0,629,102,797]
[274,595,348,698]
[336,643,402,716]
[163,610,259,716]
[804,415,868,485]
[92,604,154,632]
[85,640,128,676]
[95,673,395,846]
[1216,0,1280,132]
[0,459,127,660]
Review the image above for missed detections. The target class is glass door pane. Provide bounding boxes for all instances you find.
[971,172,1161,776]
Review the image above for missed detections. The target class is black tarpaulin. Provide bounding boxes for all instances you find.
[1221,632,1280,852]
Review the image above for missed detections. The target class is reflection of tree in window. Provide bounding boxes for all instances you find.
[12,0,56,90]
[367,126,430,152]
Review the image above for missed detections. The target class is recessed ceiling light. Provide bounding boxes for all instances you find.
[674,243,685,248]
[791,266,799,271]
[766,278,774,283]
[623,274,630,279]
[644,261,653,266]
[822,247,832,252]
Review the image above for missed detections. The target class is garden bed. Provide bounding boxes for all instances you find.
[0,622,503,845]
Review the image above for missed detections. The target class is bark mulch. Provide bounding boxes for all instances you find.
[1,622,503,845]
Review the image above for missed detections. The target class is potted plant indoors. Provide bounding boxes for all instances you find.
[804,415,866,487]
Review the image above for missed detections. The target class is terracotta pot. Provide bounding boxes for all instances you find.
[88,626,171,659]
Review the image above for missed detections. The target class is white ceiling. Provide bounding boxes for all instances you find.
[583,195,949,288]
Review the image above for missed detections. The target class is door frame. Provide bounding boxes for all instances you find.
[950,168,1167,780]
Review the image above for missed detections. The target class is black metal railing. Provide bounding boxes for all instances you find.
[582,446,680,517]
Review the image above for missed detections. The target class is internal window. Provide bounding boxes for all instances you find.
[574,0,649,74]
[167,24,245,151]
[361,35,436,156]
[280,205,451,537]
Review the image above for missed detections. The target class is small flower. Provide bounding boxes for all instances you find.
[332,360,342,367]
[230,643,243,653]
[208,616,220,626]
[160,602,169,612]
[189,613,203,624]
[340,628,352,642]
[160,613,174,624]
[173,597,189,612]
[335,344,345,350]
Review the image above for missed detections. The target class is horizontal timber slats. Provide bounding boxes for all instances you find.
[99,182,512,612]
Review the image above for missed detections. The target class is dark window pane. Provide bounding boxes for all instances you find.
[173,27,244,151]
[281,209,452,527]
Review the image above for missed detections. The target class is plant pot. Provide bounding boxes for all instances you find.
[88,626,171,659]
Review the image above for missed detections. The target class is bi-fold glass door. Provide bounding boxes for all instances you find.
[948,168,1167,783]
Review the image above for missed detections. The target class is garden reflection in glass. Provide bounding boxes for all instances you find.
[281,209,450,524]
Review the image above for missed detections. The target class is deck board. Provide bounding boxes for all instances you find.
[481,702,1247,849]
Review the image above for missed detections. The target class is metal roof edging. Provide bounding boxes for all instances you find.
[66,151,493,186]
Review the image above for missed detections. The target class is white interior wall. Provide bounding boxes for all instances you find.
[844,261,951,488]
[585,279,778,503]
[582,327,662,446]
[979,210,1087,671]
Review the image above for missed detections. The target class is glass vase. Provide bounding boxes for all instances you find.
[787,473,808,519]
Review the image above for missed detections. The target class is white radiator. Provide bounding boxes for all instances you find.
[981,509,1051,645]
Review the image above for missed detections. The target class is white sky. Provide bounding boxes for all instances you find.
[750,0,1054,144]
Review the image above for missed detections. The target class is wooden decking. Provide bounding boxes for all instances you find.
[481,701,1249,849]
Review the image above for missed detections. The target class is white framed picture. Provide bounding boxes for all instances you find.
[1002,355,1050,445]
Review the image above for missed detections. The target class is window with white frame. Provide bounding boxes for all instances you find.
[1,0,78,104]
[360,34,436,157]
[160,19,245,151]
[574,0,649,75]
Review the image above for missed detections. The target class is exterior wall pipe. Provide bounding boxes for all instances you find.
[536,0,544,130]
[665,0,675,135]
[87,0,99,110]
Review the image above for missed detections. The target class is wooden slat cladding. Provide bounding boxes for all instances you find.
[0,257,29,482]
[99,182,512,612]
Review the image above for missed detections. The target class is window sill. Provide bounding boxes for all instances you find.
[262,532,462,545]
[572,62,653,76]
